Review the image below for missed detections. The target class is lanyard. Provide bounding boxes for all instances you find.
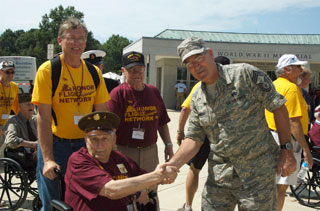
[1,83,11,113]
[65,62,84,113]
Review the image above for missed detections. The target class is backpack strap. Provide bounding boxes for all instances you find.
[50,56,62,126]
[84,60,100,89]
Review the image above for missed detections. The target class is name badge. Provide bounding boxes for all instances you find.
[1,114,9,120]
[74,111,86,125]
[132,128,145,140]
[117,164,128,174]
[73,115,83,125]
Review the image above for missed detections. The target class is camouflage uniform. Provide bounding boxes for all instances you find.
[186,63,286,211]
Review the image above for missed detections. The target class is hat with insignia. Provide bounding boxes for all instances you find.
[0,60,15,71]
[177,37,209,63]
[81,50,106,65]
[18,93,32,104]
[78,111,120,133]
[276,54,308,69]
[122,51,145,69]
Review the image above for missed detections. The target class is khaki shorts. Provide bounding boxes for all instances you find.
[116,143,159,173]
[270,131,302,185]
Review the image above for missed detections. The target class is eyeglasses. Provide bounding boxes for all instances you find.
[126,67,145,74]
[4,70,15,75]
[86,131,114,145]
[62,36,86,44]
[184,53,206,69]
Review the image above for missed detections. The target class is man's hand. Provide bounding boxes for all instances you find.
[136,190,149,205]
[155,163,178,184]
[277,150,297,177]
[176,131,184,146]
[303,149,313,168]
[43,160,60,180]
[164,145,174,162]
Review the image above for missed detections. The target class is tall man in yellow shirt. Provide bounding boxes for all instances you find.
[32,18,109,210]
[265,54,313,211]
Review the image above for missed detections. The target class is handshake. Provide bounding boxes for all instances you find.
[154,163,179,185]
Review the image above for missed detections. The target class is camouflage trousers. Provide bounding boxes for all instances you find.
[201,173,277,211]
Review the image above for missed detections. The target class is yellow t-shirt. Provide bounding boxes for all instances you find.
[32,55,110,139]
[181,82,201,109]
[265,77,308,135]
[0,81,19,126]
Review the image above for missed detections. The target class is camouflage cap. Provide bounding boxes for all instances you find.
[177,37,209,63]
[78,111,120,133]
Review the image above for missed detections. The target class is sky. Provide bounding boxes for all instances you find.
[1,0,320,43]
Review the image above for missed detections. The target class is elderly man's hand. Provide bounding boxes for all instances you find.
[156,163,179,184]
[43,160,60,180]
[136,190,149,205]
[277,150,296,177]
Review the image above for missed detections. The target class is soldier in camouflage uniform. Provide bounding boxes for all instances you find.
[167,37,297,211]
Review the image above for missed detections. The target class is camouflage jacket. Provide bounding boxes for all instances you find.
[186,63,286,188]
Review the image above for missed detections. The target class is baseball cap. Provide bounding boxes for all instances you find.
[78,111,120,133]
[177,37,209,63]
[276,54,308,69]
[122,51,145,69]
[0,60,15,71]
[81,50,106,65]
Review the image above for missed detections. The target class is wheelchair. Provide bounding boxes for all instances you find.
[0,147,41,210]
[290,139,320,208]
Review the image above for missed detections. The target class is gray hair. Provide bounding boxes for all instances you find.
[314,105,320,119]
[58,17,88,38]
[275,67,284,77]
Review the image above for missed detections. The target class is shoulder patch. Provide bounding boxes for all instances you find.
[251,70,272,92]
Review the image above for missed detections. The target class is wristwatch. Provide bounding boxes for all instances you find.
[280,142,293,150]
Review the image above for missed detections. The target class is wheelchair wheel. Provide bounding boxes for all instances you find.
[290,159,320,208]
[0,158,28,210]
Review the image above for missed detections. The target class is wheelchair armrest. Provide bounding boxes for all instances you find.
[51,199,73,211]
[312,146,320,150]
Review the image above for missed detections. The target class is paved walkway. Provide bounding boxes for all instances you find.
[11,110,319,210]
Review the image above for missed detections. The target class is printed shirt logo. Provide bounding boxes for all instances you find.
[124,103,158,122]
[58,84,95,103]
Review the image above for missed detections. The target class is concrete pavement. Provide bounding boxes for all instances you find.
[157,110,317,211]
[10,109,319,210]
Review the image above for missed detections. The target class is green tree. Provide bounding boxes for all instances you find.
[0,29,23,55]
[101,35,132,74]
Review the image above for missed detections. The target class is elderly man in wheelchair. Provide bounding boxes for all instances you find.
[0,93,39,210]
[56,111,178,211]
[4,93,38,170]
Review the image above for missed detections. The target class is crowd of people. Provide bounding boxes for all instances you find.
[0,17,319,211]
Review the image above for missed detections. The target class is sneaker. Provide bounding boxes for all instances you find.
[177,203,192,211]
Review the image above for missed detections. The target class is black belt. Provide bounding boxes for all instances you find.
[53,135,84,143]
[117,143,155,150]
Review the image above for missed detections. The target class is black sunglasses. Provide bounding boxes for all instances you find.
[4,70,15,75]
